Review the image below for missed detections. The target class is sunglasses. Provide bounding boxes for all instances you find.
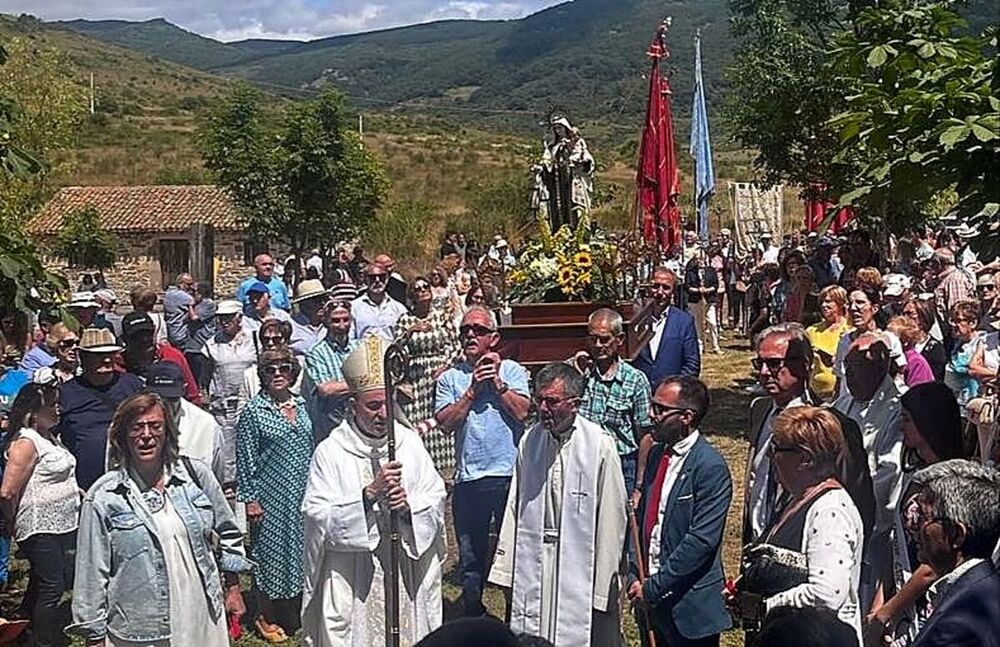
[413,283,431,292]
[262,363,294,376]
[650,283,674,293]
[261,335,284,345]
[58,339,79,349]
[650,402,691,417]
[366,273,388,282]
[459,323,495,336]
[751,356,795,372]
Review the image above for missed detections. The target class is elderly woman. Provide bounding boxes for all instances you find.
[886,316,935,389]
[944,301,982,413]
[864,382,964,646]
[239,319,304,401]
[741,405,864,643]
[901,297,946,380]
[69,392,250,646]
[0,383,79,646]
[394,276,461,477]
[236,347,314,641]
[805,285,851,401]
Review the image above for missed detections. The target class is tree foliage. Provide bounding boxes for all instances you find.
[726,0,999,253]
[829,3,999,254]
[0,37,86,223]
[53,205,118,270]
[0,44,68,313]
[199,84,389,251]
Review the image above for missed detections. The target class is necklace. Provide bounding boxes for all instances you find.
[141,487,166,513]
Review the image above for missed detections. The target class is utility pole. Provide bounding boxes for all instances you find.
[89,72,95,115]
[358,113,364,148]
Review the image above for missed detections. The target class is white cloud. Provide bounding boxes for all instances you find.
[0,1,565,41]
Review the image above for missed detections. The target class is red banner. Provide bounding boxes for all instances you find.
[636,27,681,252]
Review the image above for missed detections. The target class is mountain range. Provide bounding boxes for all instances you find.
[54,0,734,126]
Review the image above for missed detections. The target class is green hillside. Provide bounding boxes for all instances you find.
[57,0,734,129]
[53,17,255,69]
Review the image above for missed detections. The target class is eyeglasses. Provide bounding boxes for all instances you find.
[58,339,79,349]
[413,283,431,292]
[460,323,495,336]
[751,356,795,372]
[650,402,691,417]
[128,420,165,438]
[262,363,294,376]
[650,283,674,293]
[533,395,577,409]
[767,442,801,456]
[261,335,284,346]
[366,273,388,283]
[588,333,616,345]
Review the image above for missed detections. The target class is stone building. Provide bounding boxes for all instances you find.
[29,185,269,299]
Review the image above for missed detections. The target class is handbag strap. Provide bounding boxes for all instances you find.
[763,477,841,544]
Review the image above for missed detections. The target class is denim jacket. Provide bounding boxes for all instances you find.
[67,457,253,643]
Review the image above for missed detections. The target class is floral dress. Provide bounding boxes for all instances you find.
[236,393,314,600]
[394,309,460,476]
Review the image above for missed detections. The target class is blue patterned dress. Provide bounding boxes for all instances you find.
[236,392,314,600]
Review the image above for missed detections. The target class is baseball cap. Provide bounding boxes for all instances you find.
[216,299,243,316]
[67,292,101,309]
[121,312,155,342]
[146,361,185,399]
[882,274,911,297]
[816,235,838,248]
[246,281,269,295]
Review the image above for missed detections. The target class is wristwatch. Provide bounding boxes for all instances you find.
[496,381,510,395]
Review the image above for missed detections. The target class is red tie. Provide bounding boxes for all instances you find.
[643,452,671,548]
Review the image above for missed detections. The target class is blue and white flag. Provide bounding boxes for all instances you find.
[690,30,715,242]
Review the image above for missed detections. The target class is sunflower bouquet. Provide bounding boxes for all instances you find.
[507,216,623,303]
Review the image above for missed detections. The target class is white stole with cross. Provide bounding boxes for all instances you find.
[509,415,601,645]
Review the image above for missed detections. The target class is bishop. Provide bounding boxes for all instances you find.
[300,336,447,646]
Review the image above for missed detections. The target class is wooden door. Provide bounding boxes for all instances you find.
[159,239,190,287]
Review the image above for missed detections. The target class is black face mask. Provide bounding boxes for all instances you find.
[902,446,928,473]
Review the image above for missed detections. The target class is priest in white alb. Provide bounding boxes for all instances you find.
[300,335,447,646]
[488,361,628,646]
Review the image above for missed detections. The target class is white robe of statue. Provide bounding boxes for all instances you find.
[300,419,446,647]
[489,415,627,646]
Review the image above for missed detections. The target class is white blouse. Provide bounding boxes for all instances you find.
[766,487,864,644]
[8,427,80,541]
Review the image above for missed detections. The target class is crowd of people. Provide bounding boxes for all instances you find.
[0,220,996,647]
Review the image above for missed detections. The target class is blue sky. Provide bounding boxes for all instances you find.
[5,1,568,41]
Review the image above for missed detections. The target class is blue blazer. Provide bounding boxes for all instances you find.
[912,560,1000,647]
[630,435,733,642]
[631,306,701,386]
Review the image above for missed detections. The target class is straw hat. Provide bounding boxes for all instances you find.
[78,328,123,353]
[292,279,329,304]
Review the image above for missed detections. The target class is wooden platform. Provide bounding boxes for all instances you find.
[498,301,655,370]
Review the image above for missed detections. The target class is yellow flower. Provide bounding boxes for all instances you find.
[576,271,592,286]
[573,251,593,270]
[557,266,575,286]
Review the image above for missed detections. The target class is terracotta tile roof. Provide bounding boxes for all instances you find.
[29,185,244,234]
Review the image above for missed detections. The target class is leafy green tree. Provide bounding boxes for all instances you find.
[725,0,862,200]
[0,44,67,312]
[829,3,999,254]
[0,38,86,223]
[199,84,388,252]
[53,206,118,270]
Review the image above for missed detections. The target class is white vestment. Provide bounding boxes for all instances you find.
[489,415,627,646]
[301,419,446,647]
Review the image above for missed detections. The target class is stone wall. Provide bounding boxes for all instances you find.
[38,229,258,303]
